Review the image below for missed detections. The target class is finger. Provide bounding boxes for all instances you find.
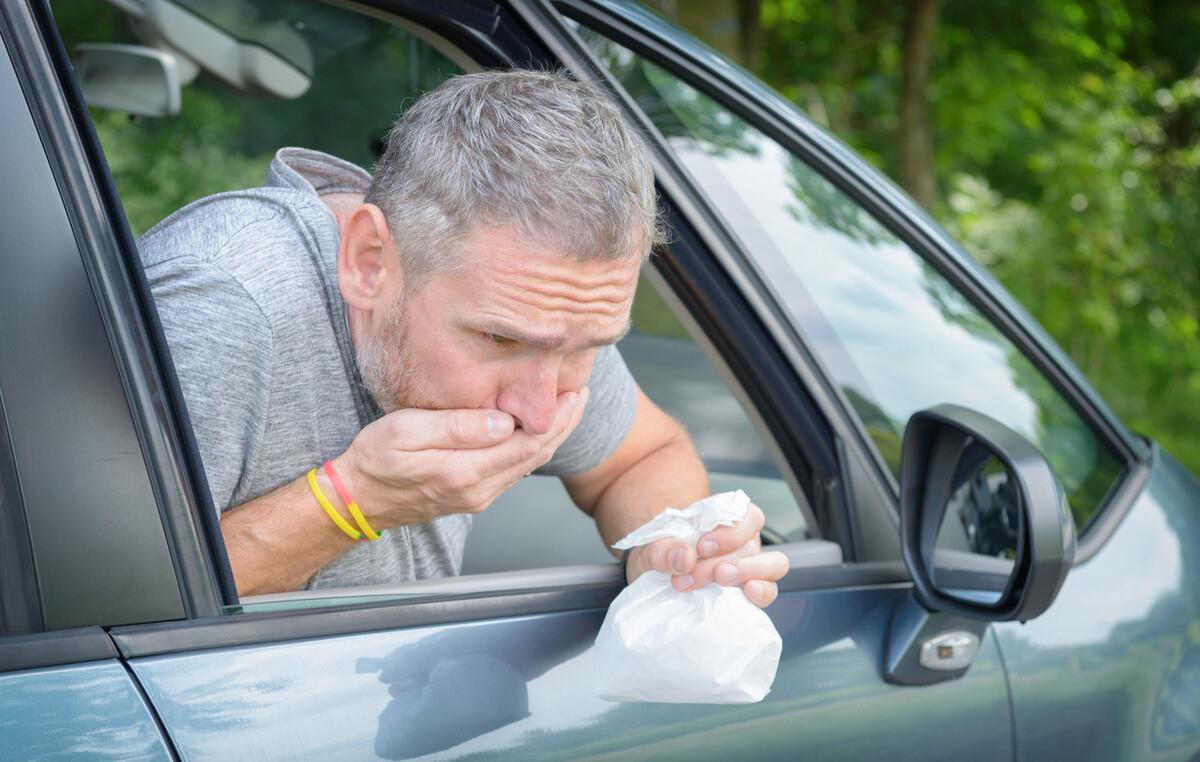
[743,580,779,608]
[711,551,790,587]
[696,503,766,559]
[455,389,581,468]
[532,386,590,448]
[488,388,588,480]
[383,408,515,451]
[634,538,695,584]
[534,386,589,457]
[455,388,590,502]
[673,540,761,590]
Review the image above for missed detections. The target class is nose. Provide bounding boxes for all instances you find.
[496,359,560,435]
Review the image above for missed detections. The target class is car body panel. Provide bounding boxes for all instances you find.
[0,660,171,760]
[995,449,1200,760]
[131,587,1011,760]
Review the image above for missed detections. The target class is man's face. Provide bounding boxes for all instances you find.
[356,225,640,433]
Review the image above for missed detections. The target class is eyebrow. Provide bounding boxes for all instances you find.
[474,319,632,350]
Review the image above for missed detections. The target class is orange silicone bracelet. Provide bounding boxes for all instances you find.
[323,460,381,541]
[307,468,363,541]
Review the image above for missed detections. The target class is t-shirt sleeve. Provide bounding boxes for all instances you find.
[539,344,638,477]
[144,257,274,512]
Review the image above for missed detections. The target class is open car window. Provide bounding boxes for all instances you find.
[54,0,828,613]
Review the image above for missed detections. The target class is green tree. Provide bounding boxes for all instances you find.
[647,0,1200,475]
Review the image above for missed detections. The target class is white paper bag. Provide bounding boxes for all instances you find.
[594,490,783,704]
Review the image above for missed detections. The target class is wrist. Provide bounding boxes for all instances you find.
[330,449,374,521]
[323,455,382,540]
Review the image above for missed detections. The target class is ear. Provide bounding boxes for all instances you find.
[338,203,403,310]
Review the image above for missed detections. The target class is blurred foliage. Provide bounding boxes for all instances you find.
[54,0,1199,476]
[55,1,458,235]
[647,0,1200,475]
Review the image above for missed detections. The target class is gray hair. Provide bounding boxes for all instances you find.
[365,69,664,289]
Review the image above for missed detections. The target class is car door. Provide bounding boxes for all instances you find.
[16,0,1060,760]
[556,3,1200,761]
[0,3,193,759]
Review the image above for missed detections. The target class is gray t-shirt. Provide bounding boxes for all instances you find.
[138,147,638,589]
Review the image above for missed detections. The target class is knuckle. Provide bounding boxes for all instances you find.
[447,413,475,446]
[520,438,541,460]
[435,469,472,497]
[763,583,779,606]
[465,494,493,514]
[455,486,481,511]
[649,540,674,571]
[749,504,766,530]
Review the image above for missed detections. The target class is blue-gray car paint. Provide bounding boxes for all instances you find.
[130,590,1012,760]
[995,450,1200,761]
[126,450,1200,760]
[0,661,172,760]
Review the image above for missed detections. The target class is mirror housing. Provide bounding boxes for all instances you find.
[900,404,1075,621]
[75,43,181,117]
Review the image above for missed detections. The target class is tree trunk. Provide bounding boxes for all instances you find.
[736,0,761,71]
[900,0,939,211]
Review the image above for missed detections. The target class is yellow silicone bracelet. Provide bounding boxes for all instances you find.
[322,460,381,541]
[307,468,363,541]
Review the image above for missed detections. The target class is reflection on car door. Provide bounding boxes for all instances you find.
[118,580,1016,760]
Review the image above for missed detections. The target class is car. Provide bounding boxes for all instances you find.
[0,0,1197,760]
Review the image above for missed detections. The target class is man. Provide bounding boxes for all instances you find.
[140,69,788,603]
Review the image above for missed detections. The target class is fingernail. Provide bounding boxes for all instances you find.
[716,562,737,585]
[487,413,512,439]
[566,392,579,409]
[675,574,694,591]
[699,539,718,558]
[670,547,688,573]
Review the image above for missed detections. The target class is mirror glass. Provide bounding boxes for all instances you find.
[931,439,1019,605]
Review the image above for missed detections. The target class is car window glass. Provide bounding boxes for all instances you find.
[626,275,810,541]
[54,0,462,235]
[575,27,1125,532]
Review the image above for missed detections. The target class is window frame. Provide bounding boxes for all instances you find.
[13,0,228,623]
[550,0,1153,561]
[0,0,933,661]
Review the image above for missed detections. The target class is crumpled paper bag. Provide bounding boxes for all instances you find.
[594,490,783,704]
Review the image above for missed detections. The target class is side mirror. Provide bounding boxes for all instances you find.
[900,404,1076,622]
[75,43,181,117]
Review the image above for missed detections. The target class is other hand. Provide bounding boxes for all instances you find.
[624,502,789,608]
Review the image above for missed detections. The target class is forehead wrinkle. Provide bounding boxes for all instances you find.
[500,286,630,313]
[517,280,632,305]
[491,277,632,315]
[487,253,639,289]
